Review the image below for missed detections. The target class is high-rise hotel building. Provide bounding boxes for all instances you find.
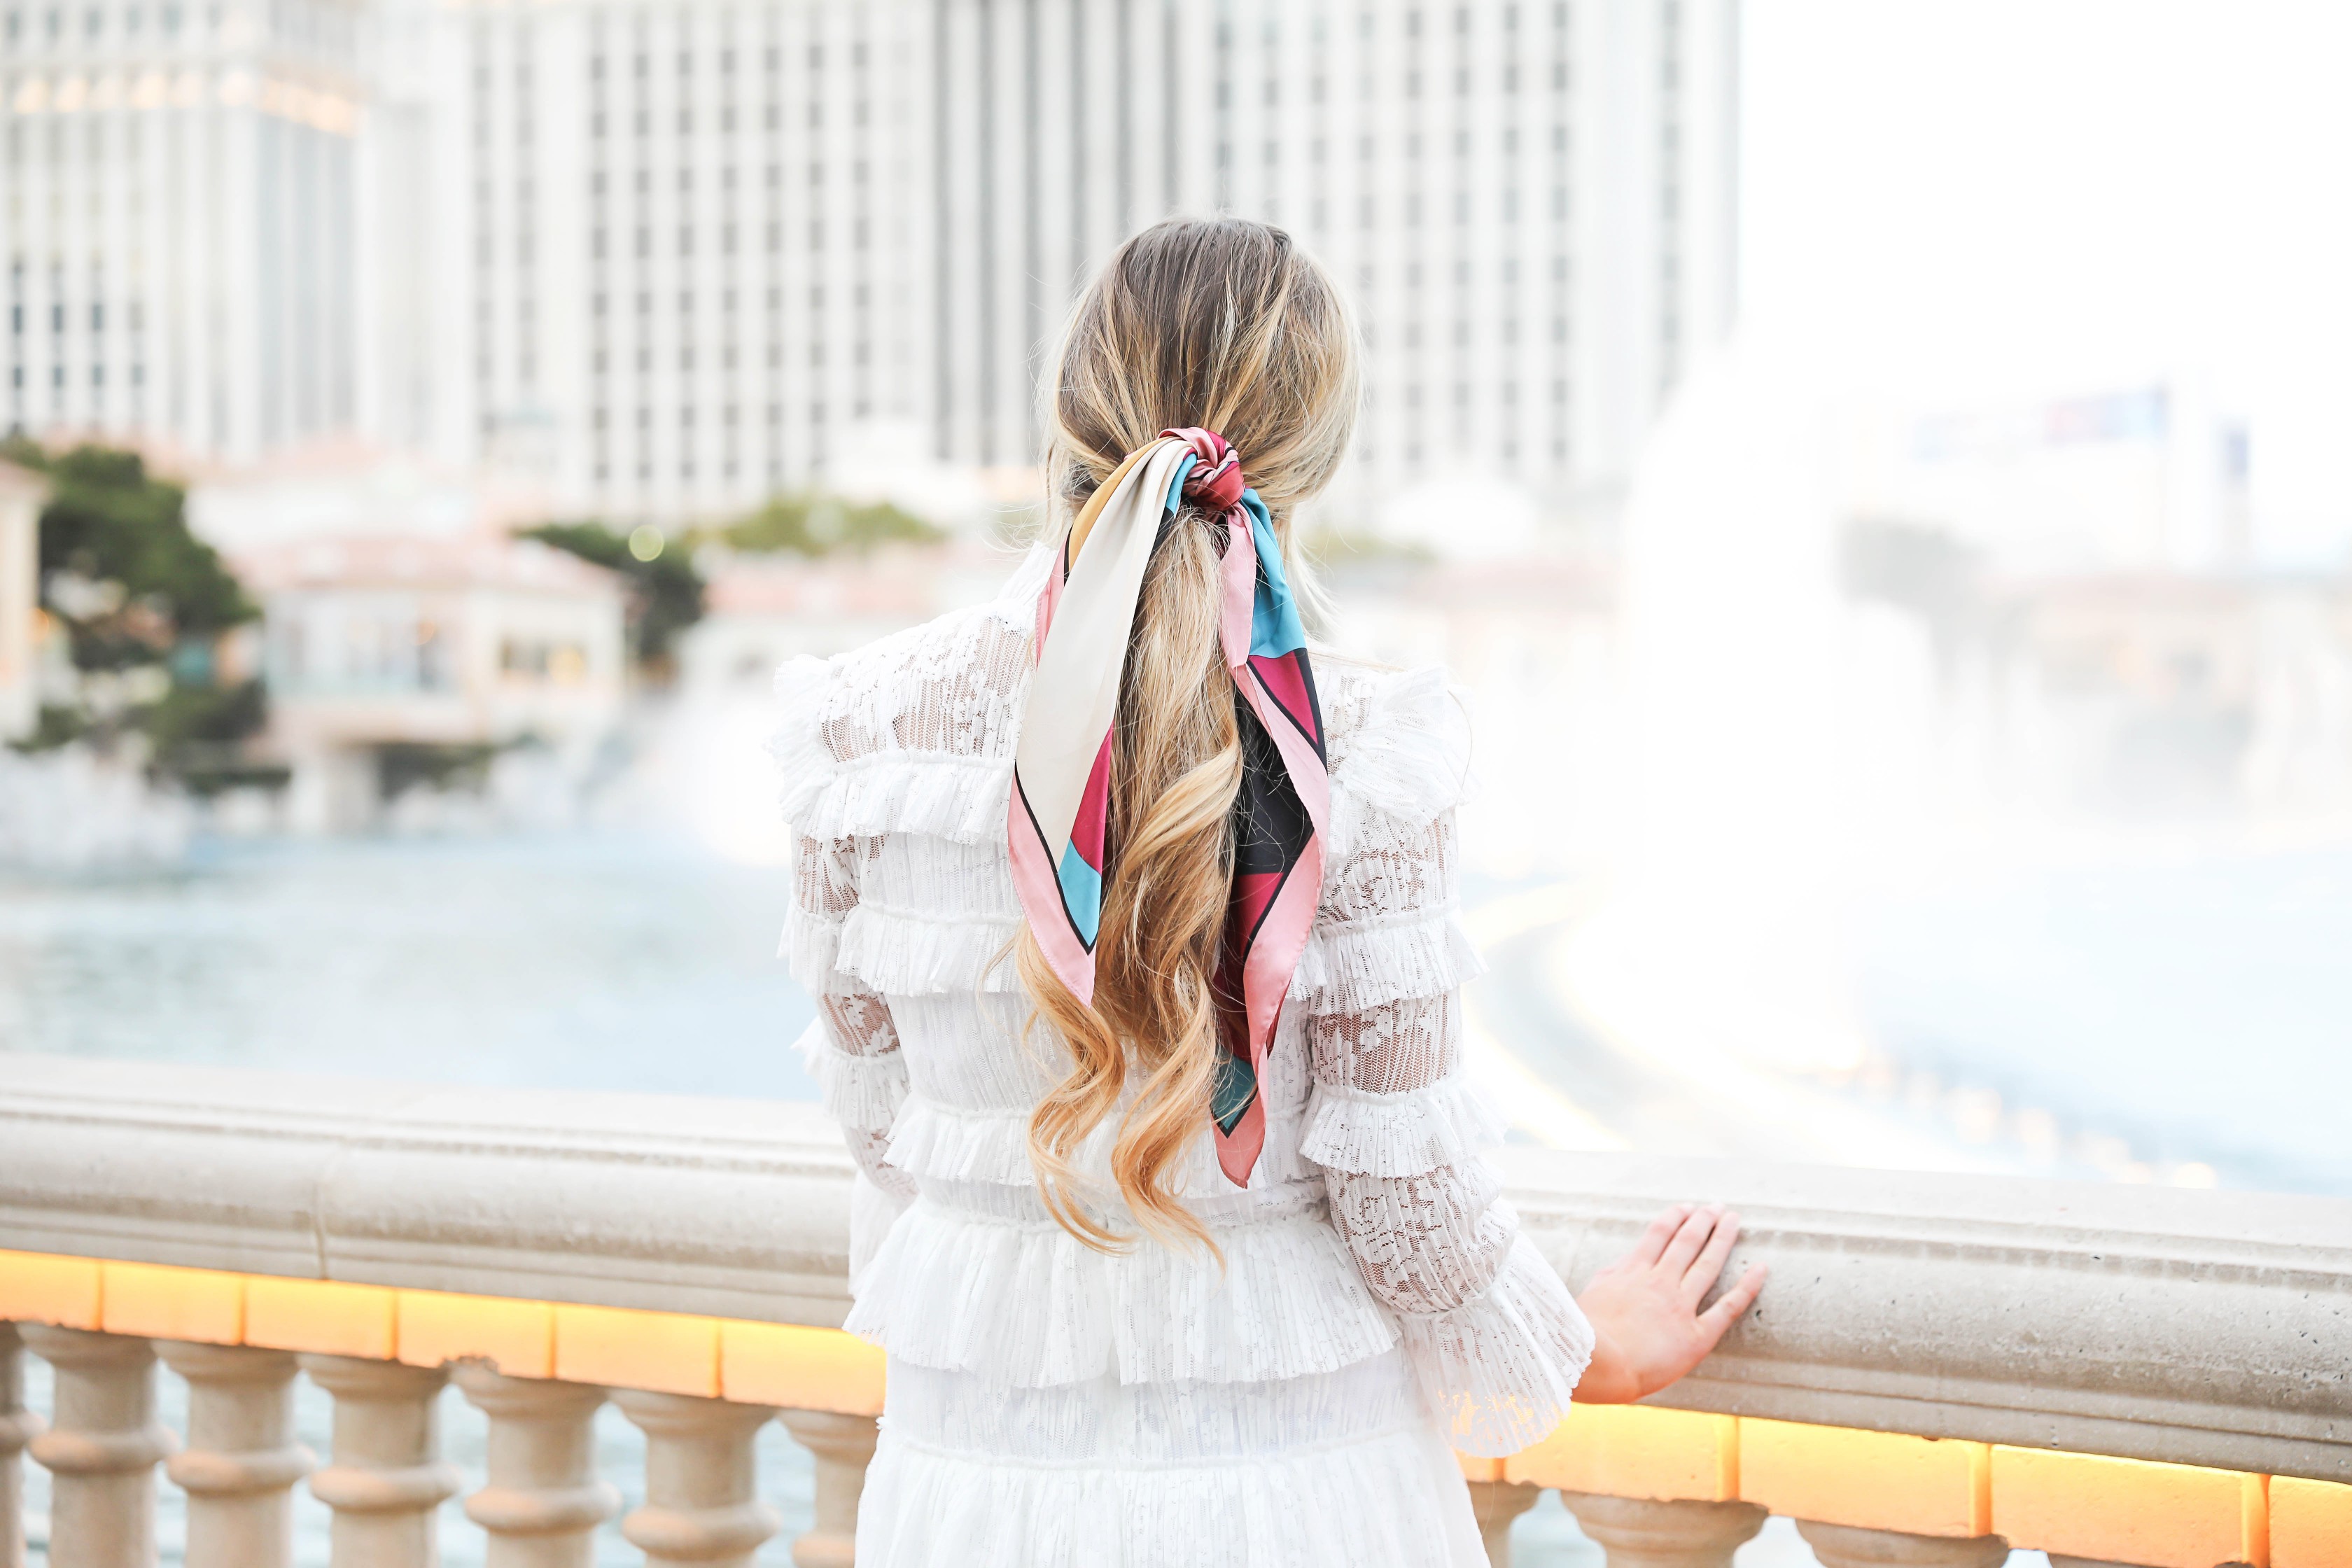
[1,0,367,463]
[5,0,1737,526]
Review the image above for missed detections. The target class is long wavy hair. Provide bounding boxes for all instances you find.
[1018,216,1361,1254]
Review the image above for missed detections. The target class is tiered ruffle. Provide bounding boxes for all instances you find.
[1399,1233,1595,1457]
[791,751,1014,847]
[880,1350,1426,1461]
[768,655,837,827]
[1324,664,1475,857]
[881,1089,1312,1192]
[1300,1074,1506,1178]
[1292,902,1485,1013]
[845,1188,1401,1387]
[793,1018,908,1132]
[858,1420,1485,1568]
[829,902,1021,995]
[769,634,1018,850]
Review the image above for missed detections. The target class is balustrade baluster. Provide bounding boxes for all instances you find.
[1556,1491,1768,1568]
[1795,1521,2012,1567]
[0,1324,44,1568]
[451,1364,619,1568]
[20,1326,177,1568]
[1465,1478,1544,1567]
[610,1389,780,1568]
[300,1355,462,1568]
[774,1410,878,1568]
[155,1342,314,1568]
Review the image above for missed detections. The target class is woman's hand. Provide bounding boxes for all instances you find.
[1572,1203,1767,1404]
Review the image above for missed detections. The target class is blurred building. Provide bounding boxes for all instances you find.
[1823,380,2345,820]
[0,456,42,738]
[1991,574,2352,818]
[1843,382,2254,578]
[428,0,1738,530]
[186,444,559,552]
[0,0,367,463]
[4,0,1735,525]
[235,532,626,826]
[678,537,1016,699]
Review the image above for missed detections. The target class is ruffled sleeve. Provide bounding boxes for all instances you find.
[773,657,854,995]
[774,656,916,1278]
[1306,666,1595,1457]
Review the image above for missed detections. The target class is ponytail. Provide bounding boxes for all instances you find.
[1021,218,1360,1252]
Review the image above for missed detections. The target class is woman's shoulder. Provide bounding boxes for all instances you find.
[1313,652,1474,842]
[770,562,1042,846]
[778,550,1044,752]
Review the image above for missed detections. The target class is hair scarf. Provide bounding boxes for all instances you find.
[1009,428,1330,1188]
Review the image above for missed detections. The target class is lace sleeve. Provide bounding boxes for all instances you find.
[1308,802,1593,1456]
[775,656,915,1211]
[791,833,918,1210]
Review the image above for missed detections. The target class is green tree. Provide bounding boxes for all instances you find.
[517,521,707,672]
[11,440,255,667]
[143,677,271,783]
[722,492,943,556]
[3,440,266,769]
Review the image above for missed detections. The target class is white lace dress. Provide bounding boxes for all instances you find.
[772,554,1593,1568]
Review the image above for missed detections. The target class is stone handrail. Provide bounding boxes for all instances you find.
[1501,1147,2352,1485]
[0,1055,860,1326]
[3,1051,2351,1567]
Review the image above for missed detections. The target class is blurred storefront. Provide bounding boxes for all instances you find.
[236,534,626,832]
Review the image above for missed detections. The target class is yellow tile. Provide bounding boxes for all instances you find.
[1990,1446,2255,1568]
[554,1304,719,1397]
[99,1263,244,1345]
[1738,1419,1991,1536]
[719,1320,885,1415]
[396,1291,554,1378]
[1504,1403,1738,1502]
[241,1278,397,1359]
[0,1250,102,1329]
[2274,1476,2352,1568]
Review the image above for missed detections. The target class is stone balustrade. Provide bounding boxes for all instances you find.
[1,1053,2348,1567]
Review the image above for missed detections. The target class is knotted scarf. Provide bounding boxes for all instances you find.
[1008,428,1330,1186]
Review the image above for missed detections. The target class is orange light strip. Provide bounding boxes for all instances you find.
[0,1249,883,1418]
[4,1250,2348,1563]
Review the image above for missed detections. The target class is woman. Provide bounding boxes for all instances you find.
[774,216,1765,1566]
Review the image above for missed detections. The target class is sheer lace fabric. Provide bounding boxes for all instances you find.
[776,557,1590,1565]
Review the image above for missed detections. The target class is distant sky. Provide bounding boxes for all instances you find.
[1740,1,2352,565]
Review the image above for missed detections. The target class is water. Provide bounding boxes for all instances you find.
[1851,839,2352,1195]
[0,832,821,1099]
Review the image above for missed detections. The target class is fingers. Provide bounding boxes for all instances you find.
[1658,1203,1722,1275]
[1697,1262,1769,1343]
[1681,1209,1742,1306]
[1628,1204,1691,1267]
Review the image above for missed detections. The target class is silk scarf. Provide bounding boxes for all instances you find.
[1009,428,1329,1186]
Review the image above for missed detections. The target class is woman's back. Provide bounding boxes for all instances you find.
[776,552,1497,1241]
[775,552,1587,1566]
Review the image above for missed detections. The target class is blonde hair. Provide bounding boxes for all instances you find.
[1019,216,1361,1254]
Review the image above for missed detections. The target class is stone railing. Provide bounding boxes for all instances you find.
[1,1053,2348,1568]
